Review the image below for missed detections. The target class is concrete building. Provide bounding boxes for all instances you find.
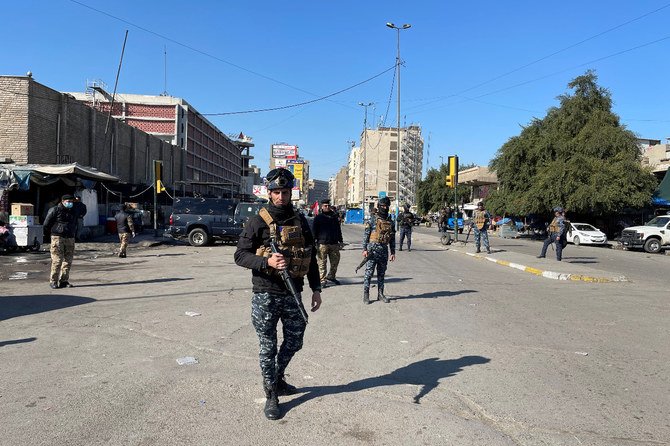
[359,125,424,208]
[458,166,499,202]
[68,85,246,197]
[330,166,348,208]
[642,139,670,179]
[0,75,182,187]
[306,179,329,205]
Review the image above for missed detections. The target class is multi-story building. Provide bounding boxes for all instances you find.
[640,138,670,180]
[68,84,246,197]
[306,179,329,205]
[358,125,424,207]
[330,166,348,208]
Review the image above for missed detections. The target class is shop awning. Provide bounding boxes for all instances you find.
[652,167,670,206]
[0,163,119,192]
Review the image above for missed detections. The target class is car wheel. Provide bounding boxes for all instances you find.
[573,235,580,246]
[643,237,662,254]
[188,228,209,247]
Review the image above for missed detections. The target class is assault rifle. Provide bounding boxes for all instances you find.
[355,254,369,273]
[269,241,309,324]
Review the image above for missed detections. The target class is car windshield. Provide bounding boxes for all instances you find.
[237,204,261,219]
[645,216,670,227]
[573,224,598,231]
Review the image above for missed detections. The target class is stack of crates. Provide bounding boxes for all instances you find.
[9,203,43,247]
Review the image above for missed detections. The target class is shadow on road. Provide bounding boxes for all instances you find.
[74,277,194,288]
[394,289,477,300]
[0,295,95,321]
[0,337,37,347]
[282,355,491,415]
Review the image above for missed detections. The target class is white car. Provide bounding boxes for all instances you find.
[567,223,608,245]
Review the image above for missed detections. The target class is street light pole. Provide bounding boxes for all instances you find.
[386,22,411,219]
[358,101,373,212]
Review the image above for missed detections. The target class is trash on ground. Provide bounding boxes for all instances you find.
[176,356,199,365]
[185,311,201,317]
[574,351,589,356]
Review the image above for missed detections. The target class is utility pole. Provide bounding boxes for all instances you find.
[358,102,373,212]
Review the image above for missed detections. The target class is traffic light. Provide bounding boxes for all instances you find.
[445,155,458,188]
[154,160,166,193]
[445,174,454,188]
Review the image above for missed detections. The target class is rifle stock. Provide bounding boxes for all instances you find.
[269,241,309,324]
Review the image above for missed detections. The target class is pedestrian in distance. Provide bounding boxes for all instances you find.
[234,168,322,420]
[398,203,415,251]
[43,194,78,289]
[73,194,87,241]
[362,196,396,304]
[313,199,344,287]
[114,204,136,258]
[472,201,492,254]
[538,206,567,261]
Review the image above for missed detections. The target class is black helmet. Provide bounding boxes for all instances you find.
[553,206,564,213]
[403,203,410,211]
[265,168,295,190]
[378,197,391,207]
[477,202,484,208]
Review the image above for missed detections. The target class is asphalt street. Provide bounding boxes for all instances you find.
[1,226,668,445]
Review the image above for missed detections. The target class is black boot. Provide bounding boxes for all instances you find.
[263,385,280,420]
[276,376,297,396]
[379,289,390,303]
[363,290,370,305]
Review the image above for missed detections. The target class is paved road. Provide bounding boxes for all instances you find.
[1,227,668,445]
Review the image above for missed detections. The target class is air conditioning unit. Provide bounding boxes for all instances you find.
[0,157,13,164]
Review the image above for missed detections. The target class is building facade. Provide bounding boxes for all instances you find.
[306,179,329,205]
[358,125,424,207]
[347,146,361,205]
[330,166,348,208]
[0,75,182,187]
[68,86,245,197]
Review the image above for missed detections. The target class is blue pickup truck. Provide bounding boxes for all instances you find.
[167,197,263,246]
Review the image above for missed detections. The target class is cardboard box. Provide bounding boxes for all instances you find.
[11,203,34,216]
[10,225,43,246]
[9,215,39,226]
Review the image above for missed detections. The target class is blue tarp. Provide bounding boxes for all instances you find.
[345,209,364,224]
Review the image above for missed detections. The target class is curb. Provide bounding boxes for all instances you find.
[448,248,628,283]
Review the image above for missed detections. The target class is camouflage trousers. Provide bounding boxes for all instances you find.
[317,244,341,281]
[399,227,412,250]
[118,232,130,255]
[251,291,308,387]
[473,227,490,252]
[50,236,75,283]
[363,243,388,293]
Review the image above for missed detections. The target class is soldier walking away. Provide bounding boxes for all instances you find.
[234,168,322,420]
[115,204,136,258]
[398,203,415,251]
[43,194,78,289]
[538,207,566,261]
[472,202,492,254]
[313,199,344,286]
[362,196,396,304]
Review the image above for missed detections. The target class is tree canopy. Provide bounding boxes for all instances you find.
[486,71,657,216]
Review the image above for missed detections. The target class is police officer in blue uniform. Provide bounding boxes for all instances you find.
[362,197,396,304]
[537,206,566,261]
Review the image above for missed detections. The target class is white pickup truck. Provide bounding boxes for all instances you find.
[619,214,670,253]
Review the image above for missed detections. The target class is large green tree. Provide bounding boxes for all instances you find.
[486,71,657,216]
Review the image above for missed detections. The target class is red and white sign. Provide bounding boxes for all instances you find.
[252,185,268,197]
[272,144,298,158]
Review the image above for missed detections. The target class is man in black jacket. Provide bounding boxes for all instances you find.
[115,204,136,258]
[234,168,322,420]
[313,199,344,286]
[43,194,78,289]
[398,203,415,251]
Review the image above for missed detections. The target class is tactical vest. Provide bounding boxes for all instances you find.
[256,208,312,279]
[549,217,562,234]
[473,210,488,230]
[369,216,393,244]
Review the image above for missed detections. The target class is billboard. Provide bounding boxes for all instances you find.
[271,144,298,158]
[274,159,287,168]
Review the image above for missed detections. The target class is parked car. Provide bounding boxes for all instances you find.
[168,198,263,247]
[619,214,670,253]
[566,222,608,245]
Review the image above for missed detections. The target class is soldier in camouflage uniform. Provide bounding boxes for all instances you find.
[537,206,566,261]
[43,194,78,289]
[472,201,492,254]
[234,168,322,420]
[362,196,396,304]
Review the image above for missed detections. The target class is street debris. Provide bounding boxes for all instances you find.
[185,311,201,317]
[176,356,199,365]
[574,351,589,356]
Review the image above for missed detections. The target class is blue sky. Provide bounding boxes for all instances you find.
[2,1,670,181]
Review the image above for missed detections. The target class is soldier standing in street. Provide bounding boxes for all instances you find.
[362,196,396,304]
[114,204,136,258]
[538,206,566,261]
[313,199,344,287]
[472,201,492,254]
[398,203,415,251]
[43,194,78,289]
[234,168,322,420]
